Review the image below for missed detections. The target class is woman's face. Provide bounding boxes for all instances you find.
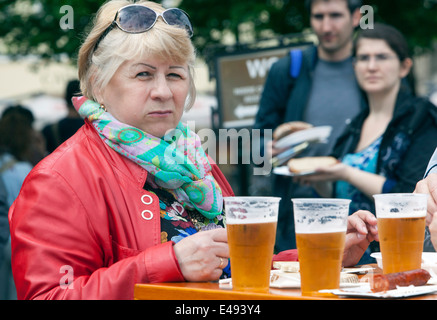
[98,56,190,137]
[354,38,412,95]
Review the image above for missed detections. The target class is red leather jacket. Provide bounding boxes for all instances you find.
[9,121,234,300]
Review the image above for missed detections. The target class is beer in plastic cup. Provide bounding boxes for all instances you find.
[224,197,280,293]
[293,199,350,296]
[374,193,427,274]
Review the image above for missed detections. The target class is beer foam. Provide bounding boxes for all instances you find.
[295,227,346,234]
[376,211,426,219]
[374,194,428,219]
[226,216,277,225]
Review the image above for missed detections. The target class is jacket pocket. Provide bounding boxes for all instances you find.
[112,240,142,262]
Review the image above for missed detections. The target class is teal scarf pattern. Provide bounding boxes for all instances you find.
[72,96,223,219]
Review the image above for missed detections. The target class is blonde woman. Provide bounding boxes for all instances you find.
[9,0,234,300]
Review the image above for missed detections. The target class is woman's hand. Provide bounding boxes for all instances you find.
[173,228,229,282]
[342,210,379,267]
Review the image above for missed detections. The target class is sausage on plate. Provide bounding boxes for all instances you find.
[371,269,431,293]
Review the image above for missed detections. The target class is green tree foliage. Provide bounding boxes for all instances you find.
[0,0,106,60]
[179,0,437,55]
[1,0,436,61]
[367,0,437,52]
[179,0,307,52]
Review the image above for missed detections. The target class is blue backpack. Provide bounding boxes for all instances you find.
[289,49,303,79]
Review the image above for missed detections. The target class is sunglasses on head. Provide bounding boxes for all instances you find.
[93,5,193,53]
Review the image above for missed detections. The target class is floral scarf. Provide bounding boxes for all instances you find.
[72,96,223,219]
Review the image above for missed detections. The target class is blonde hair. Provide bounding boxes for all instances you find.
[78,0,196,109]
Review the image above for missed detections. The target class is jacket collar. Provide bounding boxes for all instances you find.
[352,87,416,128]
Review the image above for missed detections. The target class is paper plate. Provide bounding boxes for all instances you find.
[323,284,437,299]
[275,126,332,150]
[273,166,317,177]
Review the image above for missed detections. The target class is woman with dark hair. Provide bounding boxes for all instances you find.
[295,23,437,261]
[298,23,437,218]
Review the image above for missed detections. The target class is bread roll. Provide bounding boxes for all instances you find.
[272,261,300,273]
[288,156,338,173]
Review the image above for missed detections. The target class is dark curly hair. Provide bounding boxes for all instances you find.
[0,105,34,161]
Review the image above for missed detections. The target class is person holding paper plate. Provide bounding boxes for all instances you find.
[255,0,365,252]
[296,24,437,256]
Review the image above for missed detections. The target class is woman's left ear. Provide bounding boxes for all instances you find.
[400,58,413,78]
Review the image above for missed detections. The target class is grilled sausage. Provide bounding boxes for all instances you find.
[371,269,431,293]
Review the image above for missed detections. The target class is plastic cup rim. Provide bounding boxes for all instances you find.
[224,196,281,203]
[291,198,351,204]
[373,193,428,199]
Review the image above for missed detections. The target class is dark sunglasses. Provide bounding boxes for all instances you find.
[93,5,193,53]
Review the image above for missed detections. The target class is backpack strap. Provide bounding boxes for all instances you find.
[289,49,303,79]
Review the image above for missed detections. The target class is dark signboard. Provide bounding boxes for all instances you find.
[215,44,310,129]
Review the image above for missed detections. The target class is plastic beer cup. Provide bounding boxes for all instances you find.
[374,193,427,274]
[224,197,280,293]
[292,199,350,296]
